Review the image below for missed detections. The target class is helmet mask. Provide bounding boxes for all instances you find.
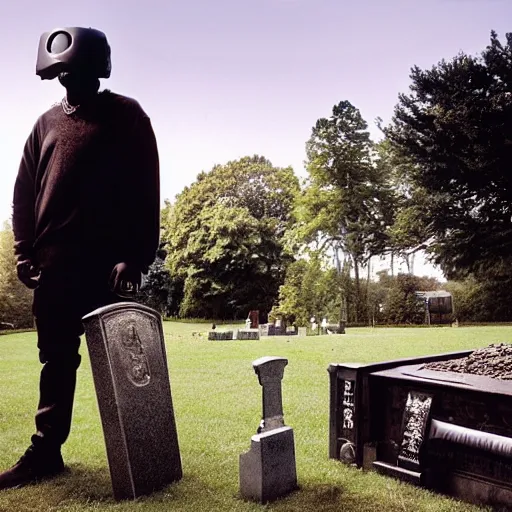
[36,27,111,81]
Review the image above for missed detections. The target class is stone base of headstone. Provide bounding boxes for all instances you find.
[239,426,297,503]
[258,324,270,337]
[208,330,234,340]
[237,329,260,340]
[326,324,345,334]
[82,302,182,500]
[268,325,285,336]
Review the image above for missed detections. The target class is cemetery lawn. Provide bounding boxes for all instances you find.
[0,325,510,512]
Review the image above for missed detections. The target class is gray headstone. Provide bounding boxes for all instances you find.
[82,302,182,500]
[239,356,297,503]
[297,327,307,337]
[237,329,260,340]
[254,356,287,433]
[258,324,270,337]
[208,330,234,340]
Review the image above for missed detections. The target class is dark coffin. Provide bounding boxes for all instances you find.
[328,351,472,466]
[329,352,512,508]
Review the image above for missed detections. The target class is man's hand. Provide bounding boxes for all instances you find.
[109,262,142,297]
[16,259,40,289]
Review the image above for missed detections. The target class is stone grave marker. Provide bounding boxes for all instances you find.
[326,323,345,334]
[258,324,270,337]
[237,329,260,340]
[82,302,182,500]
[208,330,234,340]
[249,310,260,328]
[297,327,307,337]
[239,356,297,503]
[329,346,512,508]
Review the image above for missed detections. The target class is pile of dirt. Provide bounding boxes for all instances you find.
[422,343,512,380]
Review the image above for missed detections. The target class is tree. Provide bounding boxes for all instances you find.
[444,277,512,323]
[137,248,180,317]
[297,101,396,322]
[386,31,512,280]
[380,273,440,325]
[375,140,431,274]
[0,222,33,328]
[270,254,339,326]
[163,156,300,319]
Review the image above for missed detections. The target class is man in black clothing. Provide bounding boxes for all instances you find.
[0,27,160,489]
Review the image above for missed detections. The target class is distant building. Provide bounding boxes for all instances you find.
[415,290,453,325]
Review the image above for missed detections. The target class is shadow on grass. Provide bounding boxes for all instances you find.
[234,483,352,512]
[57,463,114,500]
[235,481,480,512]
[0,463,189,510]
[56,463,188,503]
[0,464,112,512]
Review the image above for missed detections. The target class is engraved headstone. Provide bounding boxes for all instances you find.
[249,310,259,329]
[237,329,260,340]
[239,356,297,503]
[398,391,433,471]
[258,324,270,337]
[82,302,182,500]
[208,330,234,340]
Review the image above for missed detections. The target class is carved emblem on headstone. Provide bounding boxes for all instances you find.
[339,441,356,463]
[341,380,356,431]
[121,322,151,387]
[398,391,433,469]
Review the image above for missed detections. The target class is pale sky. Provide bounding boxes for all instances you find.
[2,0,510,280]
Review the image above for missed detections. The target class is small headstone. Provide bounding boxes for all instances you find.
[237,329,260,340]
[82,302,182,500]
[268,324,285,336]
[326,324,345,334]
[258,324,270,337]
[239,356,297,503]
[249,310,259,328]
[208,330,234,340]
[297,327,307,337]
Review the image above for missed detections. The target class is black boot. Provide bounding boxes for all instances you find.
[0,443,64,490]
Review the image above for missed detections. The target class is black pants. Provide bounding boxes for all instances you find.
[31,262,120,450]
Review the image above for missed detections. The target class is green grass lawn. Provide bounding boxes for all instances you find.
[0,324,510,512]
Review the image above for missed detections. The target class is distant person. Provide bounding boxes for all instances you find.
[311,317,317,333]
[0,27,160,489]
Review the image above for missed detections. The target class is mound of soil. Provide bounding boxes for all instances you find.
[422,343,512,380]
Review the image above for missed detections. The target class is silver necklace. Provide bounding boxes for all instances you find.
[61,96,80,115]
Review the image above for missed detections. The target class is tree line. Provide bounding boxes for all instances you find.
[2,30,512,328]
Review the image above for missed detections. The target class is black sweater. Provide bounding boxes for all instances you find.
[12,90,160,273]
